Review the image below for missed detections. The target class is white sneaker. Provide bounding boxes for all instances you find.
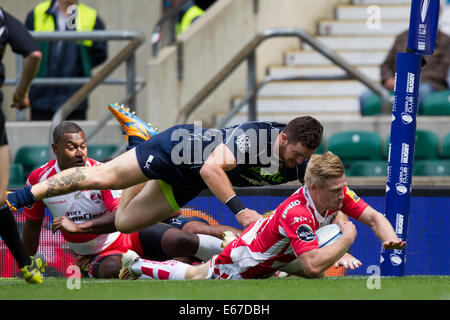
[221,231,238,248]
[119,250,140,280]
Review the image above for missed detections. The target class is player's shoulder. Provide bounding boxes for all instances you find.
[276,187,311,220]
[343,185,361,203]
[231,121,285,131]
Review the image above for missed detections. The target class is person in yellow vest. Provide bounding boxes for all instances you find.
[25,0,107,121]
[175,0,216,35]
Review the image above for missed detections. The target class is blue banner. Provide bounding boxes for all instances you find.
[381,53,422,276]
[381,0,440,277]
[407,0,440,55]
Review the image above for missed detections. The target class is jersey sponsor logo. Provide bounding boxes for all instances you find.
[144,154,154,170]
[296,224,315,242]
[66,210,108,222]
[290,216,311,225]
[282,200,301,219]
[236,133,251,153]
[345,187,360,202]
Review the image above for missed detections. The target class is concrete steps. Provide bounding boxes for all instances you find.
[302,35,395,50]
[233,96,361,115]
[318,19,408,36]
[218,1,416,126]
[268,65,380,81]
[336,4,411,20]
[284,50,387,66]
[258,80,367,97]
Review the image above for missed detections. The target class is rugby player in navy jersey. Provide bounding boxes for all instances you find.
[7,104,323,233]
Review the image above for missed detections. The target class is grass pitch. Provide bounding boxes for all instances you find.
[0,276,448,300]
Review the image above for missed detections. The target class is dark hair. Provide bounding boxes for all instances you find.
[53,121,84,144]
[282,116,323,150]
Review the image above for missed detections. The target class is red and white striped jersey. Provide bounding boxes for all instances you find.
[23,159,122,255]
[208,185,368,279]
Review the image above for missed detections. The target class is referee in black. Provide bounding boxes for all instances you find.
[0,7,44,283]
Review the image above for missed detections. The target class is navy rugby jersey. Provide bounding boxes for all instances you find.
[135,122,308,190]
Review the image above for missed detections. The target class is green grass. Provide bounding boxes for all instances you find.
[0,276,449,300]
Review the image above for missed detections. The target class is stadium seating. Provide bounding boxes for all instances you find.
[8,163,25,189]
[87,144,118,161]
[347,160,388,177]
[14,145,50,179]
[414,130,440,160]
[361,91,394,116]
[314,139,325,154]
[441,133,450,159]
[327,131,382,169]
[421,90,450,115]
[413,160,450,176]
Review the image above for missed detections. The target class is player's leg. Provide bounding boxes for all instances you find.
[119,250,208,280]
[0,109,46,283]
[114,180,175,233]
[7,147,148,211]
[134,222,223,261]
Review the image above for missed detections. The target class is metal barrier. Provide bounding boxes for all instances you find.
[175,27,391,127]
[4,30,146,148]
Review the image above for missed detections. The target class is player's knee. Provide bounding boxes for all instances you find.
[97,256,122,279]
[114,215,135,234]
[174,232,198,255]
[181,220,209,235]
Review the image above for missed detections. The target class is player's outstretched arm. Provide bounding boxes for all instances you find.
[357,206,406,250]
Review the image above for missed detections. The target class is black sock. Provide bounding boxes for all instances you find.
[0,205,31,268]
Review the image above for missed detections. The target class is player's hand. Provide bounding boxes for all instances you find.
[76,255,93,274]
[11,90,30,110]
[236,209,261,228]
[334,253,362,270]
[382,240,406,250]
[52,216,81,234]
[337,219,357,242]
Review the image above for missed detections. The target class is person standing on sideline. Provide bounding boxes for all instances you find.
[0,7,46,284]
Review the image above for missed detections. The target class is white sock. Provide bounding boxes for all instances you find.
[132,259,189,280]
[195,234,223,261]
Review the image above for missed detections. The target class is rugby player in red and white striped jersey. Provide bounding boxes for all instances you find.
[118,152,405,280]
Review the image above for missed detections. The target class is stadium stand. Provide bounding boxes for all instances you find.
[440,132,450,158]
[421,90,450,115]
[347,160,388,177]
[384,130,440,161]
[8,163,25,189]
[413,159,450,176]
[327,130,383,170]
[14,145,50,180]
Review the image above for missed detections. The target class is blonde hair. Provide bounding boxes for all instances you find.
[304,152,345,188]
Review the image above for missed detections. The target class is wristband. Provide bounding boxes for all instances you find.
[6,186,37,211]
[225,195,246,216]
